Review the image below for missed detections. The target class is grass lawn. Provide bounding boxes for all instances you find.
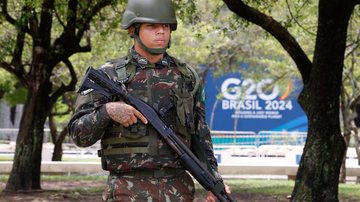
[1,175,360,201]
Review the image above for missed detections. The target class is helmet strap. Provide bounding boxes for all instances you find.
[133,24,170,56]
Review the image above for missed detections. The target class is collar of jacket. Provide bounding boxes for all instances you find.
[128,47,173,69]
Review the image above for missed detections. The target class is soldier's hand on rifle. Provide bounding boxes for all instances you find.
[105,101,148,127]
[206,184,231,202]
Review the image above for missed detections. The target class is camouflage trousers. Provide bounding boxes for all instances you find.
[102,170,195,202]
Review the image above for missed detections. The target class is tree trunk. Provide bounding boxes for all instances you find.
[4,86,51,191]
[52,126,68,161]
[4,39,53,191]
[1,0,111,192]
[291,1,354,201]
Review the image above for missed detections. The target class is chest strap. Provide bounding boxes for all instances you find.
[102,136,149,145]
[99,147,149,156]
[99,136,150,156]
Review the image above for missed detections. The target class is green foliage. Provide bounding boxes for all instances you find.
[0,70,13,93]
[173,0,199,24]
[0,69,27,106]
[4,85,27,106]
[1,0,356,131]
[173,0,320,85]
[0,0,317,94]
[172,0,290,77]
[0,25,16,61]
[52,100,71,125]
[243,0,279,14]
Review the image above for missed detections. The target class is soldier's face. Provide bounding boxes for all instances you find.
[138,23,171,49]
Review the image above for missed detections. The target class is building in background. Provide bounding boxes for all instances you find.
[0,100,22,129]
[0,100,23,141]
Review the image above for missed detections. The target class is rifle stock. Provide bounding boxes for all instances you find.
[78,66,235,202]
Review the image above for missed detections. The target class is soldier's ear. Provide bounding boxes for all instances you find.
[128,27,135,38]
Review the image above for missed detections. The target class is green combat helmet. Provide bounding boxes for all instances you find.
[121,0,177,55]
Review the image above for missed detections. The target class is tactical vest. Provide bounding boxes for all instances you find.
[98,55,200,172]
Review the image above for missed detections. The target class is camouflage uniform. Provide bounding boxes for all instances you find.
[68,48,221,201]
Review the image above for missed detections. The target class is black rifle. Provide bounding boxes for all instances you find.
[78,67,235,202]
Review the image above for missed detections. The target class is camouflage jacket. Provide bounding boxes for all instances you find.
[68,48,221,179]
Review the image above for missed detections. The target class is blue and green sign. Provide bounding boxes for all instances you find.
[205,69,308,133]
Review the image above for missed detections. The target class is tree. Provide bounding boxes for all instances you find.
[222,0,359,201]
[0,0,201,192]
[0,0,124,191]
[49,93,75,161]
[339,15,360,182]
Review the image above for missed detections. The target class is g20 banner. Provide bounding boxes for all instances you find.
[204,69,308,133]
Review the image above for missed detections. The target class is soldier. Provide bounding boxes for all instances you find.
[68,0,230,201]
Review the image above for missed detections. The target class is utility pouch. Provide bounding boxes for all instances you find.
[106,123,147,140]
[173,89,195,134]
[98,152,108,170]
